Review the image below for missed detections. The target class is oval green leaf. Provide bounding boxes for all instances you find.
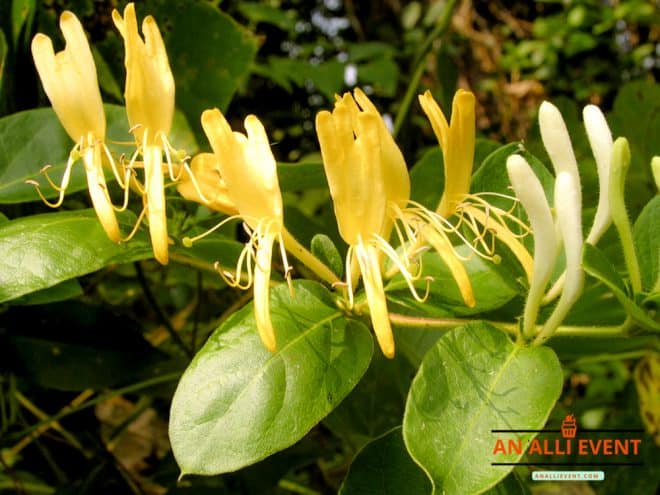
[403,322,562,495]
[169,280,373,476]
[339,427,432,495]
[0,210,152,303]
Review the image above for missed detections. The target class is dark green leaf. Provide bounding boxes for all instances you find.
[9,279,82,306]
[633,196,660,294]
[0,302,168,391]
[311,234,343,278]
[0,105,196,204]
[339,427,431,495]
[387,247,520,316]
[324,352,412,450]
[277,160,327,191]
[11,0,35,47]
[139,0,259,138]
[482,471,529,495]
[169,280,373,475]
[403,323,562,495]
[582,243,660,332]
[470,142,554,207]
[410,148,443,209]
[0,210,152,303]
[610,81,660,216]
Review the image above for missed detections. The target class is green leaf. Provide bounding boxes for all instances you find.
[140,0,259,139]
[410,148,443,209]
[324,352,412,450]
[9,279,82,306]
[237,2,297,31]
[633,196,660,293]
[403,323,562,495]
[609,81,660,216]
[0,210,153,303]
[387,246,520,317]
[169,280,373,476]
[358,57,399,97]
[339,427,432,495]
[277,160,327,191]
[1,301,170,391]
[0,105,196,204]
[582,243,660,332]
[311,234,343,278]
[11,0,35,47]
[482,471,529,495]
[470,142,554,207]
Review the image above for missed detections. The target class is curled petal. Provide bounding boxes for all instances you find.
[177,153,238,215]
[355,241,394,358]
[31,12,105,141]
[113,3,174,143]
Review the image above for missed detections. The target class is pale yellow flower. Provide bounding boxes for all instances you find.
[419,90,533,282]
[113,2,176,265]
[317,89,425,358]
[185,109,291,353]
[30,11,124,242]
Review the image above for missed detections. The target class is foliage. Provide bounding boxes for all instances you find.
[0,1,658,494]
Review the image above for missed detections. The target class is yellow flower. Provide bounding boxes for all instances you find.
[30,11,124,242]
[316,89,423,358]
[112,3,176,265]
[419,90,533,282]
[177,153,238,216]
[188,109,290,353]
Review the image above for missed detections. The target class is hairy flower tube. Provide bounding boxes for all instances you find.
[418,90,533,282]
[540,101,614,302]
[30,11,126,242]
[316,88,430,358]
[506,155,558,340]
[113,3,181,265]
[535,171,584,344]
[183,109,292,353]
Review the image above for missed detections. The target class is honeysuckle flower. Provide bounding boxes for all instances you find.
[418,90,534,282]
[30,11,126,242]
[113,3,180,265]
[506,155,558,339]
[316,89,430,358]
[535,171,584,344]
[540,101,614,302]
[183,109,291,353]
[583,105,613,244]
[177,153,238,216]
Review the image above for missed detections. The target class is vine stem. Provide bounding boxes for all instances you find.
[387,312,634,341]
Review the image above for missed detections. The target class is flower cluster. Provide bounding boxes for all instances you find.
[32,4,613,357]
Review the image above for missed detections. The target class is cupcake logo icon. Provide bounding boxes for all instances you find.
[561,414,577,438]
